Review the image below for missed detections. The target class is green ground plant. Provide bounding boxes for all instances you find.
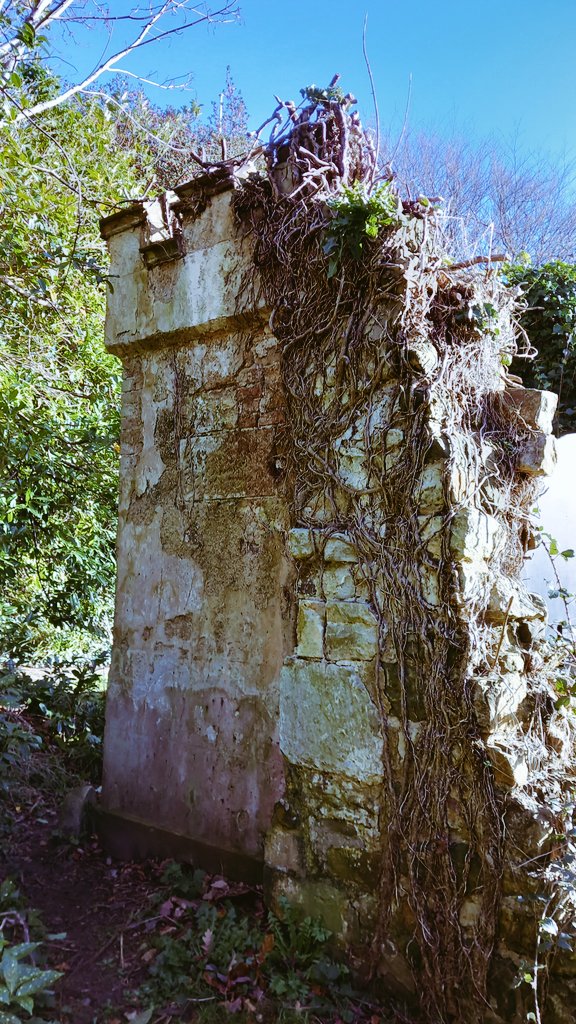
[0,659,106,785]
[138,864,356,1022]
[0,712,42,791]
[0,881,61,1024]
[0,938,61,1024]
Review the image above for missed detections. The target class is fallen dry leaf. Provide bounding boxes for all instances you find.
[260,932,274,956]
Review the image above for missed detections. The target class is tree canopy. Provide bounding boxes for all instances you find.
[385,130,576,429]
[0,89,146,658]
[0,1,239,119]
[386,128,576,265]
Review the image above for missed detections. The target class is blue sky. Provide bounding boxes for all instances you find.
[52,0,576,163]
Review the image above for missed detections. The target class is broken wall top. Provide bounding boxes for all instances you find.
[100,167,264,354]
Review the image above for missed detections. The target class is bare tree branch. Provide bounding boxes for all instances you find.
[1,1,239,120]
[362,14,378,186]
[102,67,190,91]
[0,274,52,306]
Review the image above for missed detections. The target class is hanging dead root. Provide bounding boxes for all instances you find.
[232,90,570,1024]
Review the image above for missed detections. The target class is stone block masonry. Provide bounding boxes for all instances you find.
[100,162,575,1023]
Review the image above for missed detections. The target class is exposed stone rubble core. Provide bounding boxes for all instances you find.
[101,155,575,1023]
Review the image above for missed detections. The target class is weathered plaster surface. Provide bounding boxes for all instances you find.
[102,185,291,860]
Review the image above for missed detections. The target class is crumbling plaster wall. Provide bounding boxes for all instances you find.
[101,179,292,866]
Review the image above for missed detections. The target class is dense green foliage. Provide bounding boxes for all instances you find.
[0,658,106,787]
[508,261,576,435]
[0,880,60,1024]
[0,92,147,658]
[0,63,247,660]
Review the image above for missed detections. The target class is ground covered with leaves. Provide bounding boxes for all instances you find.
[0,665,393,1024]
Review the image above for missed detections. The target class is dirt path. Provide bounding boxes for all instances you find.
[0,768,390,1024]
[2,803,159,1023]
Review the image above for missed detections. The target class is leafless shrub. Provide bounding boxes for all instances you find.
[382,127,576,263]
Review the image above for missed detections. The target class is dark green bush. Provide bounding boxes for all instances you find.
[508,260,576,435]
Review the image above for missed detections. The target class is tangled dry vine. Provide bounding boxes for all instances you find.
[226,86,575,1021]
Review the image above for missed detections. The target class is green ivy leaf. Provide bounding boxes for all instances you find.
[540,917,558,936]
[327,256,339,279]
[14,995,32,1015]
[5,946,38,961]
[0,952,20,996]
[17,970,62,997]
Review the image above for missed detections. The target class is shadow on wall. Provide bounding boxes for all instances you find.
[523,433,576,626]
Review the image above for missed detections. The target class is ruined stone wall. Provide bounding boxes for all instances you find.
[101,178,292,869]
[100,171,575,1022]
[263,361,563,1018]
